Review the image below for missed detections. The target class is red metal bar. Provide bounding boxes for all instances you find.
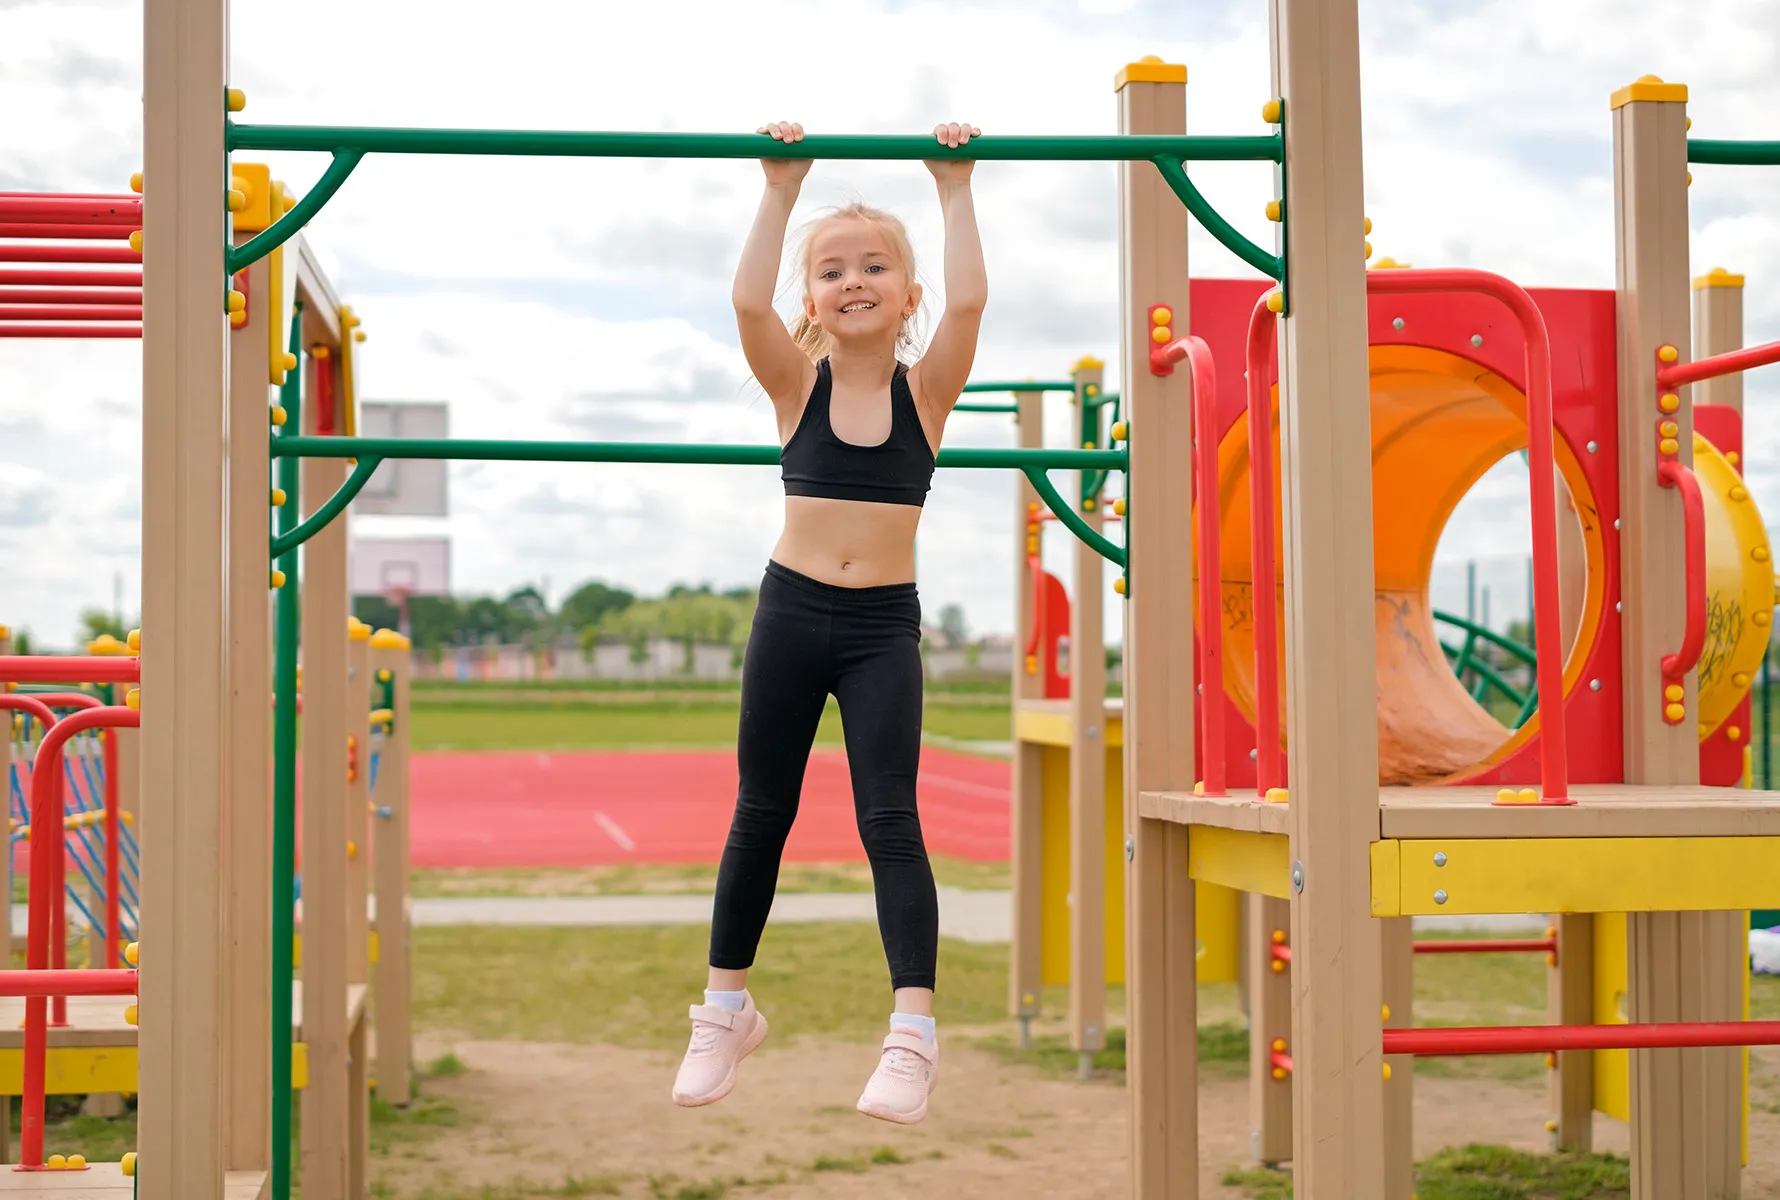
[0,970,135,999]
[0,695,59,730]
[0,288,141,306]
[1025,554,1045,665]
[0,268,140,287]
[1413,938,1557,956]
[0,223,135,241]
[103,728,120,969]
[0,325,142,339]
[0,656,140,684]
[13,694,100,1019]
[0,305,143,321]
[314,343,338,433]
[0,192,135,200]
[1657,460,1706,685]
[1246,296,1283,793]
[1367,269,1569,803]
[20,706,139,1169]
[1189,336,1225,796]
[1271,943,1292,964]
[1270,1050,1294,1074]
[0,245,139,265]
[0,197,139,224]
[1385,1020,1780,1057]
[1656,339,1780,390]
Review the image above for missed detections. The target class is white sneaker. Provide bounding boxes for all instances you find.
[856,1027,938,1125]
[671,994,768,1107]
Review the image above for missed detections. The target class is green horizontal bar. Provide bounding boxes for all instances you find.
[960,380,1076,394]
[269,435,1127,472]
[227,123,1284,164]
[954,402,1018,414]
[1688,139,1780,166]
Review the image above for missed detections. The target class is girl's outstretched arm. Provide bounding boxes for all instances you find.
[911,122,988,428]
[734,122,816,412]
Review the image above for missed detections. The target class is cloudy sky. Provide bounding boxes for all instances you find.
[1,0,1776,649]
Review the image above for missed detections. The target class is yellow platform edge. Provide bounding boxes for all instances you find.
[0,1043,309,1095]
[1187,827,1291,899]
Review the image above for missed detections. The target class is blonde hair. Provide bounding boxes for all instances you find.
[785,202,924,362]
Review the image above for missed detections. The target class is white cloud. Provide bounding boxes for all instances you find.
[1,0,1777,651]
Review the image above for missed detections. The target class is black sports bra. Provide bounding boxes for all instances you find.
[780,358,936,508]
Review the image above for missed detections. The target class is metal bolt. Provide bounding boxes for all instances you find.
[1586,440,1599,454]
[1433,852,1447,867]
[1470,334,1483,347]
[1125,835,1135,862]
[1616,601,1623,613]
[1392,317,1405,331]
[1589,678,1602,692]
[1249,748,1258,761]
[1434,889,1449,905]
[1291,861,1305,894]
[1087,724,1100,739]
[1614,518,1621,530]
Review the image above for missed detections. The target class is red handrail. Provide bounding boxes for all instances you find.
[1385,1020,1780,1057]
[0,268,141,287]
[1414,937,1556,956]
[0,305,143,321]
[19,706,140,1169]
[0,223,137,241]
[1270,1049,1294,1075]
[0,288,141,306]
[1246,296,1283,793]
[1657,460,1706,684]
[0,245,140,265]
[0,695,59,730]
[1368,269,1568,804]
[1024,553,1046,665]
[26,695,109,983]
[0,970,135,999]
[0,197,140,224]
[1656,339,1780,390]
[0,325,141,339]
[0,656,140,684]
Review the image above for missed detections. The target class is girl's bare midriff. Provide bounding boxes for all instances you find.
[773,495,922,587]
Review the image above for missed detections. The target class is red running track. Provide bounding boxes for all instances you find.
[408,747,1010,868]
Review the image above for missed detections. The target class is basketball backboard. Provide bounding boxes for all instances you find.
[353,401,449,516]
[350,537,450,599]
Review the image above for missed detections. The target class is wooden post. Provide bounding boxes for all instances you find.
[301,343,351,1200]
[1550,914,1596,1149]
[1247,893,1293,1165]
[1117,56,1199,1200]
[347,624,371,988]
[1693,268,1744,417]
[1069,360,1108,1077]
[1611,73,1743,1199]
[1009,387,1046,1037]
[1380,918,1414,1200]
[224,224,273,1176]
[372,631,414,1105]
[1269,1,1386,1193]
[141,0,229,1194]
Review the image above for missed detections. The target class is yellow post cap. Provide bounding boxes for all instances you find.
[1610,75,1687,110]
[1371,256,1412,270]
[348,620,372,642]
[1692,267,1745,290]
[370,628,412,650]
[1115,56,1187,91]
[1072,355,1105,372]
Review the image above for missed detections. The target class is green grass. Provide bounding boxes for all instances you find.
[408,695,1010,752]
[1413,935,1551,1081]
[1223,1144,1631,1199]
[967,1020,1249,1081]
[411,922,1013,1049]
[411,855,1008,899]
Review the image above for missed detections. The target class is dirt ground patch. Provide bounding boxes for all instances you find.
[372,1034,1780,1198]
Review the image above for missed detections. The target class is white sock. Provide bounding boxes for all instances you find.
[705,988,747,1013]
[891,1012,936,1043]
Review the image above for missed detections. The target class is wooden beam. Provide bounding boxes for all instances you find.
[372,634,414,1105]
[1268,0,1386,1192]
[1612,75,1743,1199]
[1069,360,1108,1072]
[1117,56,1199,1200]
[140,0,229,1194]
[1550,914,1595,1150]
[1380,918,1414,1200]
[1009,388,1045,1028]
[1247,893,1293,1165]
[223,234,273,1176]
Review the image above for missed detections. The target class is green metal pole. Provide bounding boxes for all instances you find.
[960,380,1076,394]
[1687,139,1780,166]
[270,306,303,1200]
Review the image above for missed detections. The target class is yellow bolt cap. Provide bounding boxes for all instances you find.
[1518,787,1539,804]
[378,668,392,682]
[1658,392,1679,412]
[68,1154,86,1169]
[1728,451,1741,466]
[125,941,139,966]
[1111,421,1128,441]
[126,628,140,652]
[1264,787,1289,803]
[230,310,247,329]
[1382,1003,1391,1021]
[226,87,246,112]
[1382,1063,1393,1081]
[227,188,246,212]
[1659,437,1679,455]
[1113,576,1127,596]
[354,330,367,343]
[1271,930,1287,944]
[271,569,287,589]
[1364,240,1373,259]
[1151,325,1171,344]
[122,1152,137,1176]
[1271,1037,1286,1052]
[1151,306,1172,325]
[271,406,287,426]
[1665,702,1686,722]
[1731,485,1749,502]
[347,840,358,860]
[128,230,143,253]
[124,1003,139,1026]
[1496,787,1517,804]
[271,488,287,507]
[47,1154,66,1169]
[124,688,140,711]
[1758,610,1772,627]
[1265,200,1282,222]
[129,172,143,194]
[1364,216,1374,235]
[1265,290,1285,313]
[1271,1066,1286,1079]
[282,351,298,371]
[1193,780,1205,795]
[1657,344,1680,363]
[1545,1119,1558,1133]
[1659,420,1678,437]
[1113,498,1126,516]
[1665,684,1684,702]
[1729,725,1743,740]
[226,289,245,314]
[1261,99,1282,124]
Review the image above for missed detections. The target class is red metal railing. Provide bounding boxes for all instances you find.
[0,196,139,224]
[1657,460,1706,689]
[0,657,140,685]
[0,325,141,339]
[1414,937,1557,957]
[15,705,140,1169]
[1656,340,1780,390]
[1245,296,1283,794]
[1367,269,1568,804]
[0,268,140,287]
[0,223,136,241]
[0,288,142,306]
[1385,1020,1780,1056]
[0,305,143,322]
[0,245,140,265]
[0,193,143,341]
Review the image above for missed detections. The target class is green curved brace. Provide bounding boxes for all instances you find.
[1151,156,1284,282]
[227,150,364,274]
[1025,466,1125,568]
[268,455,383,557]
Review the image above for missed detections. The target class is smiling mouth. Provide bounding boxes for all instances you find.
[840,301,877,313]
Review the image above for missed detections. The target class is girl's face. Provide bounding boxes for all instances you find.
[803,217,920,351]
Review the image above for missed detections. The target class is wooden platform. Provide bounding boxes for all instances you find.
[0,983,367,1095]
[1139,785,1780,916]
[0,1165,265,1197]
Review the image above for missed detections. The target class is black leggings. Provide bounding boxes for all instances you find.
[709,561,938,992]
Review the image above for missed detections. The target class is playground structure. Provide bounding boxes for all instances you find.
[0,159,413,1194]
[2,0,1778,1196]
